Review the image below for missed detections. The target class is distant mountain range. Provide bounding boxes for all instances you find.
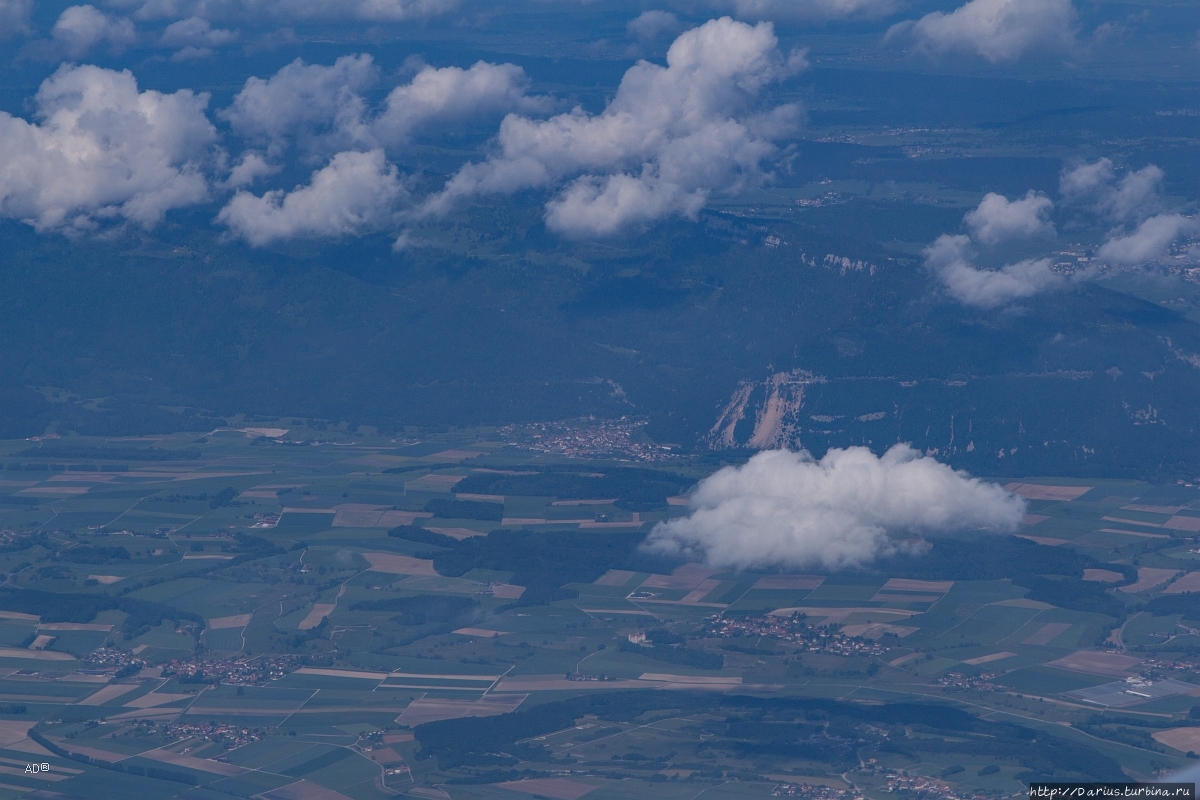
[3,211,1199,481]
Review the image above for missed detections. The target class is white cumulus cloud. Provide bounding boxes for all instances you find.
[924,190,1061,307]
[220,54,377,157]
[0,0,33,38]
[887,0,1077,63]
[1061,159,1194,265]
[1100,165,1164,223]
[644,445,1026,571]
[0,64,215,232]
[424,17,805,236]
[726,0,899,22]
[224,150,276,187]
[221,55,546,157]
[285,0,454,20]
[160,15,237,58]
[373,60,551,145]
[924,234,1059,308]
[216,55,549,242]
[1097,214,1198,266]
[545,172,711,237]
[110,0,456,23]
[1059,156,1113,198]
[217,149,406,245]
[1062,159,1164,222]
[52,5,136,57]
[627,10,683,43]
[964,190,1054,245]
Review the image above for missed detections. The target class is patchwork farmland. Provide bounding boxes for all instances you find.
[0,431,1197,797]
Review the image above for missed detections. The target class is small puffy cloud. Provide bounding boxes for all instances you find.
[545,172,710,237]
[217,149,406,245]
[112,0,457,23]
[0,0,33,38]
[627,10,682,42]
[220,54,377,155]
[170,45,209,60]
[1100,165,1163,223]
[1061,159,1190,264]
[887,0,1077,63]
[1097,214,1198,266]
[392,229,423,252]
[425,17,804,236]
[906,184,1063,307]
[0,64,215,231]
[924,234,1059,308]
[224,151,276,187]
[1063,160,1164,222]
[373,61,552,145]
[52,5,136,57]
[964,190,1054,245]
[1059,156,1113,198]
[644,445,1025,571]
[160,15,236,58]
[726,0,899,22]
[293,0,456,21]
[221,56,545,156]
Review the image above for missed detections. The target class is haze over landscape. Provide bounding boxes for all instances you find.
[0,0,1197,798]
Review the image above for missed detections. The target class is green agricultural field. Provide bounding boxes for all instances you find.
[0,432,1198,796]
